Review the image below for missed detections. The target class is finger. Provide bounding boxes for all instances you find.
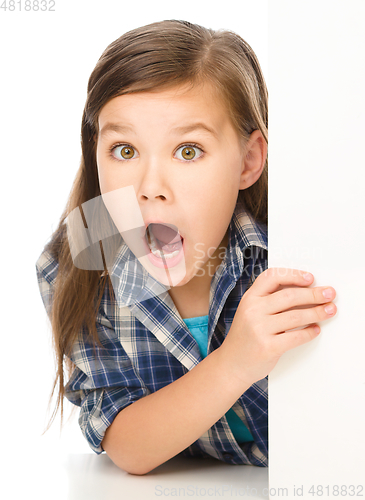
[254,268,314,296]
[268,301,337,334]
[275,324,321,354]
[265,286,336,315]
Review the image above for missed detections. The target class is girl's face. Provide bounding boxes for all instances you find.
[96,83,260,289]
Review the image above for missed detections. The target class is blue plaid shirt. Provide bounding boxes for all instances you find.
[36,201,268,466]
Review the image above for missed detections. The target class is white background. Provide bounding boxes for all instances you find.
[268,1,365,498]
[0,1,268,498]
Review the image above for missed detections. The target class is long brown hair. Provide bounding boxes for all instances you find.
[43,19,268,428]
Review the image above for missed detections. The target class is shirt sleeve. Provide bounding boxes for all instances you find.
[36,248,150,454]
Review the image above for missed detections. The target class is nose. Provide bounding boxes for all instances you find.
[136,159,172,203]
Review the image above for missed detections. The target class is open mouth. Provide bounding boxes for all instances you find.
[145,223,183,260]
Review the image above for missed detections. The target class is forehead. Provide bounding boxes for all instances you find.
[97,82,234,135]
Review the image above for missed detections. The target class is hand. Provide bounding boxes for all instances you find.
[220,268,337,385]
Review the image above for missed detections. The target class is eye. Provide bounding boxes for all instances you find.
[111,144,138,161]
[175,144,204,161]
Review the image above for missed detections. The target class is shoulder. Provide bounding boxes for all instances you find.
[35,246,61,316]
[232,203,267,252]
[35,223,67,287]
[36,247,59,286]
[229,204,267,269]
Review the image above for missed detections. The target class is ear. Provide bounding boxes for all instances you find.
[239,130,267,190]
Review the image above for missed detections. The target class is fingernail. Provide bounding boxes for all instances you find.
[322,288,333,299]
[324,304,335,315]
[303,272,312,281]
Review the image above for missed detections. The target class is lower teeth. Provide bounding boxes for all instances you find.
[151,248,180,259]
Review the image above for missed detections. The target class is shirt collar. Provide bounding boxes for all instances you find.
[224,200,268,281]
[106,200,267,308]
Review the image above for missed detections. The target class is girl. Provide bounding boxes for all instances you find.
[36,20,337,475]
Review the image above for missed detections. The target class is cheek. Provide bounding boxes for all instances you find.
[96,168,108,195]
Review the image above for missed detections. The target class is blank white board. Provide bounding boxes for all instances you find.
[268,1,365,497]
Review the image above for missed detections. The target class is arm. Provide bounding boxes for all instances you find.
[102,268,337,475]
[102,345,252,475]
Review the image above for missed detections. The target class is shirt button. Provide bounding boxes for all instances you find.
[222,452,233,461]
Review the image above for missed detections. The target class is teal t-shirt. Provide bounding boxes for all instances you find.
[182,315,254,444]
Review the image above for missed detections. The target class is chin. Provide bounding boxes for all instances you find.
[168,269,196,288]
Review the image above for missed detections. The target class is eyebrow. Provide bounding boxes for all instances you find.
[170,123,219,139]
[99,122,218,139]
[99,123,134,137]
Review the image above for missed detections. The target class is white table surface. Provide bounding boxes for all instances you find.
[64,453,268,500]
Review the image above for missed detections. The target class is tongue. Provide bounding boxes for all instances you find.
[149,223,181,244]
